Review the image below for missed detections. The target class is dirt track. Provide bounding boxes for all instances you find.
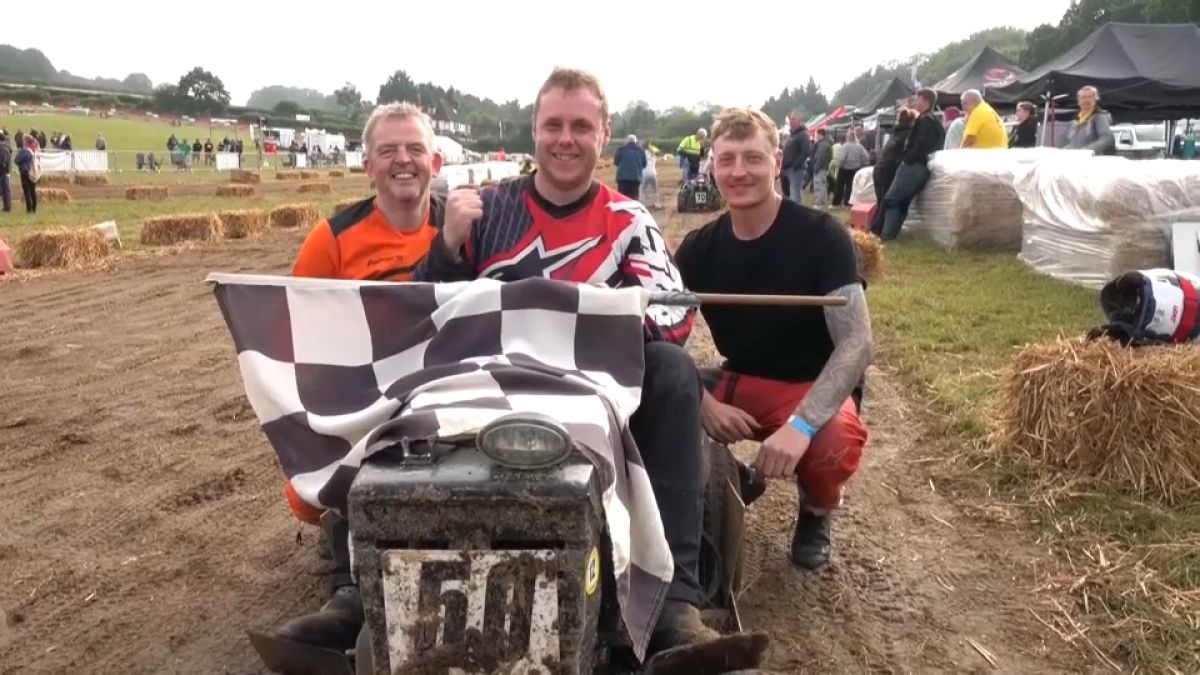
[0,210,1095,673]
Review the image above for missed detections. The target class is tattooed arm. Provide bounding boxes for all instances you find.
[795,283,874,430]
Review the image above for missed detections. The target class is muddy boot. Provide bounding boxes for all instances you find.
[272,512,363,653]
[645,601,769,675]
[648,601,721,656]
[790,509,832,570]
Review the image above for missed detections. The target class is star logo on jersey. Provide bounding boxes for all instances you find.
[479,234,604,280]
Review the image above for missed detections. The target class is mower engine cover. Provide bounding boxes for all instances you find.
[1099,268,1200,343]
[348,447,612,675]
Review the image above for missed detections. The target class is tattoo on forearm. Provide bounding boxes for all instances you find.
[797,283,874,429]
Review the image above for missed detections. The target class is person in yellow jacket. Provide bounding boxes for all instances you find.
[960,89,1008,149]
[677,128,706,181]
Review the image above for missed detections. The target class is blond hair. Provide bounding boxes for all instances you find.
[534,66,610,125]
[710,107,780,150]
[362,102,435,157]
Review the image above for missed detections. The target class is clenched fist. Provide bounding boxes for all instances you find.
[443,187,483,255]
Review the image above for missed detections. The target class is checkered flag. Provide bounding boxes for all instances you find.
[207,273,674,659]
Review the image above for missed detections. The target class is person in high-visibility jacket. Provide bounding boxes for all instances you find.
[677,128,706,181]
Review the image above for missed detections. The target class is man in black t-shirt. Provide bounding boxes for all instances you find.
[674,107,875,570]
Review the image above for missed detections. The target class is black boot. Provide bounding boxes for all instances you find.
[790,508,832,570]
[272,512,363,653]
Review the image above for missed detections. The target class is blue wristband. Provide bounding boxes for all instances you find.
[789,415,816,438]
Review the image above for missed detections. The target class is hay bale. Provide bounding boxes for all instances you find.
[216,184,256,197]
[275,171,301,181]
[125,185,170,201]
[948,175,1024,252]
[140,213,223,246]
[328,170,345,179]
[38,173,71,187]
[270,203,320,229]
[995,337,1200,504]
[231,170,262,184]
[73,173,110,187]
[218,209,270,239]
[298,182,332,194]
[349,166,366,174]
[37,188,72,203]
[300,170,321,179]
[332,197,369,216]
[849,229,884,281]
[15,227,110,268]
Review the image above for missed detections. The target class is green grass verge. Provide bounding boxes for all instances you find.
[869,236,1200,672]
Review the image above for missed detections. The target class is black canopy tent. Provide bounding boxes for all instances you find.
[932,46,1027,109]
[988,22,1200,122]
[851,77,914,117]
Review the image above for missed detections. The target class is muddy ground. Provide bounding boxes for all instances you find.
[0,194,1099,674]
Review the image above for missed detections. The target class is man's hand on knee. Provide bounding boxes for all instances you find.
[754,423,811,479]
[700,391,761,444]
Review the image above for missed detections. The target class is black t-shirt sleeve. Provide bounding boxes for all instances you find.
[813,216,860,295]
[673,228,699,287]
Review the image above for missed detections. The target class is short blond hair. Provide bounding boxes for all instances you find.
[362,102,435,157]
[534,66,610,125]
[710,107,779,151]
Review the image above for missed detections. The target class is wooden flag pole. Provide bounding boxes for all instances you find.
[649,291,846,307]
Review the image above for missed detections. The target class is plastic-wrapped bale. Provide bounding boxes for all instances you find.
[218,210,270,239]
[995,336,1200,505]
[907,149,1026,252]
[15,227,110,268]
[1016,156,1200,289]
[140,213,223,246]
[848,167,876,206]
[270,203,320,229]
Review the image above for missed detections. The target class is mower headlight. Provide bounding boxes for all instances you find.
[476,412,573,470]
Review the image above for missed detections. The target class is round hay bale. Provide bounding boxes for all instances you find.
[332,197,370,216]
[36,187,72,203]
[348,166,367,174]
[298,182,332,194]
[72,173,111,187]
[231,169,262,184]
[216,184,257,197]
[949,175,1024,252]
[140,213,223,246]
[125,185,170,201]
[328,170,345,179]
[218,209,270,239]
[300,170,321,180]
[849,229,884,281]
[995,337,1200,505]
[270,203,321,230]
[275,171,301,181]
[15,227,110,269]
[38,173,71,187]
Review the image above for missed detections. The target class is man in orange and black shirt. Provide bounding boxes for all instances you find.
[267,102,443,655]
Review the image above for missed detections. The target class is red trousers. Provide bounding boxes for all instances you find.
[705,369,868,510]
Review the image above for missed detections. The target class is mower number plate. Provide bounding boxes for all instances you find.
[695,191,707,204]
[380,549,561,673]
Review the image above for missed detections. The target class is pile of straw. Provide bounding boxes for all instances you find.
[849,229,884,282]
[37,188,72,203]
[332,197,368,216]
[140,213,223,246]
[126,185,169,201]
[15,227,110,268]
[270,203,320,229]
[298,182,332,194]
[231,170,262,184]
[216,184,256,197]
[328,170,345,178]
[275,171,301,181]
[218,210,270,239]
[38,173,71,187]
[300,170,321,179]
[995,337,1200,504]
[73,174,110,187]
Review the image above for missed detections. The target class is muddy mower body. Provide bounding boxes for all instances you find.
[269,413,764,675]
[676,173,724,214]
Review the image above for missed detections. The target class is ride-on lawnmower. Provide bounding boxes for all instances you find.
[677,172,724,213]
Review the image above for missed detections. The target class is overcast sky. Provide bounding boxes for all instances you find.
[17,0,1072,111]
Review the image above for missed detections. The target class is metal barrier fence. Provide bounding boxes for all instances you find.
[27,149,365,174]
